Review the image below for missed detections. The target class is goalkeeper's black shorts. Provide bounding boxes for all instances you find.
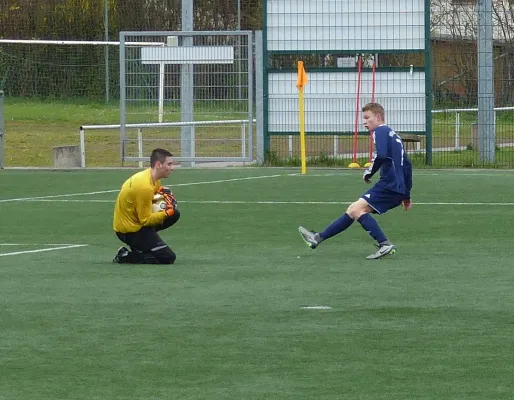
[116,210,180,264]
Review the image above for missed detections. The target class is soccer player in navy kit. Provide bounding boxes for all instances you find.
[298,102,413,259]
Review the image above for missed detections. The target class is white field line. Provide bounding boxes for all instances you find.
[172,174,297,186]
[0,190,119,203]
[0,244,88,257]
[0,243,82,246]
[0,174,294,203]
[171,200,514,206]
[18,199,514,206]
[298,171,514,177]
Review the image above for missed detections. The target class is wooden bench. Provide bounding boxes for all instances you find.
[401,134,422,153]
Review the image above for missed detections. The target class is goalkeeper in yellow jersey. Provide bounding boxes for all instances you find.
[112,148,180,264]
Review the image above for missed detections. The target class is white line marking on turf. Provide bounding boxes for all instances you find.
[0,243,82,246]
[24,199,113,203]
[300,306,332,310]
[0,244,88,257]
[172,174,295,186]
[170,200,514,206]
[291,171,514,177]
[414,202,514,205]
[0,174,291,203]
[0,190,119,203]
[17,199,514,206]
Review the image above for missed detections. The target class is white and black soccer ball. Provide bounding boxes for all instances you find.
[152,194,167,213]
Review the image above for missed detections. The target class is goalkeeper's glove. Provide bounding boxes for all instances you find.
[158,186,172,195]
[163,198,177,217]
[162,192,178,217]
[158,186,178,215]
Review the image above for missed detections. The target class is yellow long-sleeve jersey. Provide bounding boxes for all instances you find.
[113,168,167,233]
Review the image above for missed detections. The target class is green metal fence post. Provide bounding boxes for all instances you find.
[0,90,4,169]
[262,0,270,159]
[425,0,432,166]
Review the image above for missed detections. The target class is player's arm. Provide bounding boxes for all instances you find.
[403,155,413,198]
[135,187,168,227]
[402,155,413,211]
[363,130,388,182]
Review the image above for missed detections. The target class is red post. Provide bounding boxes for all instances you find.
[368,58,377,164]
[352,56,363,164]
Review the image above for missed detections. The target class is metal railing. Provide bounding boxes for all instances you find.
[432,106,514,151]
[79,119,256,168]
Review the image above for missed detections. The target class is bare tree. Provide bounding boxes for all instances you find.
[431,0,514,105]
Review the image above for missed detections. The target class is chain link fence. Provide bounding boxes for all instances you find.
[0,0,513,167]
[430,0,514,167]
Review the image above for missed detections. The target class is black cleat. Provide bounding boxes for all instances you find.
[113,246,130,263]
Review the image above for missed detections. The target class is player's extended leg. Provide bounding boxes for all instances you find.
[298,211,355,249]
[114,228,176,264]
[298,197,374,249]
[299,198,395,259]
[349,198,396,259]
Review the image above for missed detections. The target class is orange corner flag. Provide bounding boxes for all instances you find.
[296,61,308,90]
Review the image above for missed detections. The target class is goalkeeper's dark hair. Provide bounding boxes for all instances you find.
[150,148,173,167]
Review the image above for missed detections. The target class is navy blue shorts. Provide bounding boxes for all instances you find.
[361,185,407,214]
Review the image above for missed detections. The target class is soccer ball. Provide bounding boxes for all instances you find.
[152,194,166,213]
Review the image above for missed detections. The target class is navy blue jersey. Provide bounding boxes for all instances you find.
[365,125,413,197]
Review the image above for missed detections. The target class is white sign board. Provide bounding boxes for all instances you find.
[141,46,234,64]
[268,71,426,133]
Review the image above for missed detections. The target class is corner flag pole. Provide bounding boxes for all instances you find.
[296,61,308,175]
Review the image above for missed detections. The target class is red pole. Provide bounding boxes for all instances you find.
[371,58,376,102]
[368,58,377,164]
[352,56,363,164]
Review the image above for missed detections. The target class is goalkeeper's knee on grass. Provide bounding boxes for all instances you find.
[114,246,176,264]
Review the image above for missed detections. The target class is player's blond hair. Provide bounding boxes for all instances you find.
[362,102,385,121]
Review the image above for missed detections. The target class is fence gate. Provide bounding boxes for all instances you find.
[119,31,254,165]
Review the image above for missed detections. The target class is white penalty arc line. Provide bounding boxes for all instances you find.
[0,244,88,257]
[0,174,293,203]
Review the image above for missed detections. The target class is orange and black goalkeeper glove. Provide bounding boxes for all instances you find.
[163,197,176,216]
[158,186,172,195]
[163,193,178,217]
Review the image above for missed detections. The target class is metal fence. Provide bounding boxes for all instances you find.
[119,31,254,164]
[79,119,256,168]
[263,0,431,166]
[261,0,514,168]
[1,1,514,168]
[0,39,119,101]
[0,90,4,169]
